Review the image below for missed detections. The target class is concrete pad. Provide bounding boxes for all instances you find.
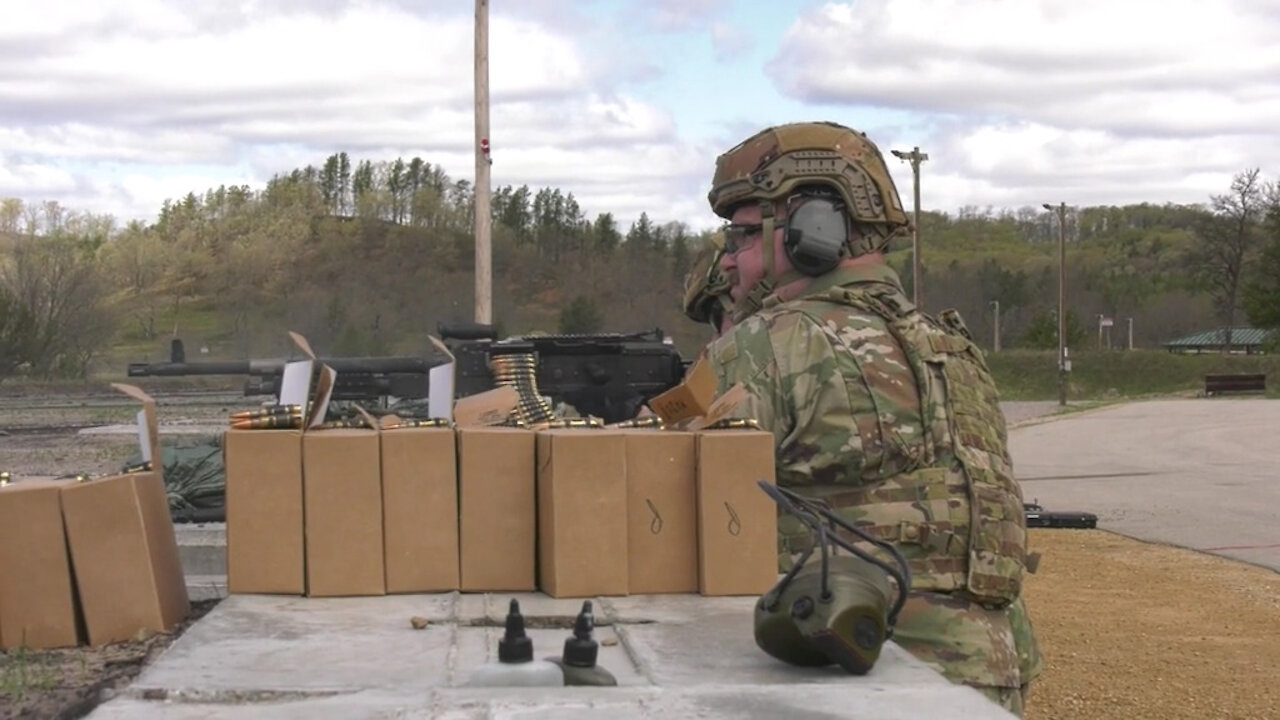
[89,593,1015,719]
[1010,398,1280,572]
[129,595,458,693]
[93,683,1004,719]
[186,574,228,602]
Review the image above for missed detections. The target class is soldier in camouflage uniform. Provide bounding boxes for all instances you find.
[687,121,1043,715]
[681,231,734,337]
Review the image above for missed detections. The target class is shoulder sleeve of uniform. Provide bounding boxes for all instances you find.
[764,309,862,486]
[707,309,847,480]
[706,312,792,446]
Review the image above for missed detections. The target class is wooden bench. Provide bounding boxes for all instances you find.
[1204,373,1267,396]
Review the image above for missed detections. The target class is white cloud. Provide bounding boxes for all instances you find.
[0,158,77,196]
[768,0,1280,211]
[0,0,718,229]
[770,0,1280,133]
[11,0,1269,233]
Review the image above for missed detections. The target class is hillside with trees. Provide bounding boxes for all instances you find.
[1,157,1278,383]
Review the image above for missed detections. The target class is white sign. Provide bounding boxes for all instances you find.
[279,359,313,407]
[427,336,456,422]
[1100,317,1114,328]
[136,409,151,462]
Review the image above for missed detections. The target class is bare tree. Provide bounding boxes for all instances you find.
[0,198,23,234]
[0,283,35,381]
[1187,168,1266,352]
[3,233,117,378]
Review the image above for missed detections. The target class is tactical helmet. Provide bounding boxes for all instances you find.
[681,233,733,330]
[707,121,909,254]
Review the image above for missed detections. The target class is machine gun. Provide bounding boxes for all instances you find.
[437,323,686,423]
[1023,501,1098,529]
[125,325,689,425]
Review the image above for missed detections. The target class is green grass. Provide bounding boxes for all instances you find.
[987,349,1280,401]
[0,645,58,700]
[109,295,229,363]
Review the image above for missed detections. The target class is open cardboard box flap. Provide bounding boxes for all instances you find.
[426,335,456,422]
[110,382,161,468]
[647,357,748,430]
[285,331,336,429]
[453,386,520,427]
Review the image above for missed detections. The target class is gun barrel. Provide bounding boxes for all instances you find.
[438,322,498,341]
[323,357,437,374]
[128,361,252,377]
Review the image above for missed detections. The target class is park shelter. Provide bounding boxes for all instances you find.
[1163,327,1274,354]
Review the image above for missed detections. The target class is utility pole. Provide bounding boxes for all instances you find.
[890,147,928,308]
[990,300,1000,353]
[1043,202,1068,406]
[473,0,492,325]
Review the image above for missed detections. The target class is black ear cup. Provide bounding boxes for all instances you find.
[784,197,849,276]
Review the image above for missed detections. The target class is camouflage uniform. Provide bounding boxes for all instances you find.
[705,262,1043,714]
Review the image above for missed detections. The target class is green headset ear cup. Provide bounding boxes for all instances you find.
[753,588,834,667]
[802,602,887,675]
[789,556,895,675]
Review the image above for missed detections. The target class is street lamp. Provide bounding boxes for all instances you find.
[891,147,928,308]
[1043,202,1067,406]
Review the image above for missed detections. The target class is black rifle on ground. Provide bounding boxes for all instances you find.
[125,325,688,425]
[1024,501,1098,529]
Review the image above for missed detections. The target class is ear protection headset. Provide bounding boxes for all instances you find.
[753,482,911,675]
[782,193,851,277]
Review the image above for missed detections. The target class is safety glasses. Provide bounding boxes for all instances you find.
[721,222,764,254]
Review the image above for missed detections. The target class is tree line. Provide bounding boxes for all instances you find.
[1,156,1278,383]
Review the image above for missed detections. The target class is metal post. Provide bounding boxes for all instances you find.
[473,0,492,325]
[1128,317,1134,351]
[891,147,929,308]
[1043,202,1068,406]
[991,299,1000,353]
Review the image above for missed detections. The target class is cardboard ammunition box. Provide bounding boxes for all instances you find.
[223,331,335,596]
[536,430,628,598]
[0,480,83,649]
[695,428,779,596]
[224,429,305,595]
[381,425,459,593]
[457,427,536,592]
[303,429,385,597]
[623,430,698,594]
[59,384,190,646]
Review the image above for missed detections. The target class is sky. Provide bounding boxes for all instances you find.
[4,0,1280,232]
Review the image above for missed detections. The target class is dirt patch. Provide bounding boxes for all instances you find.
[0,600,218,720]
[1022,529,1280,720]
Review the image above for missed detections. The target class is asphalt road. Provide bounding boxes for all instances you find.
[1008,398,1280,572]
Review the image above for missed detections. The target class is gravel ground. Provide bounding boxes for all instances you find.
[1022,529,1280,720]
